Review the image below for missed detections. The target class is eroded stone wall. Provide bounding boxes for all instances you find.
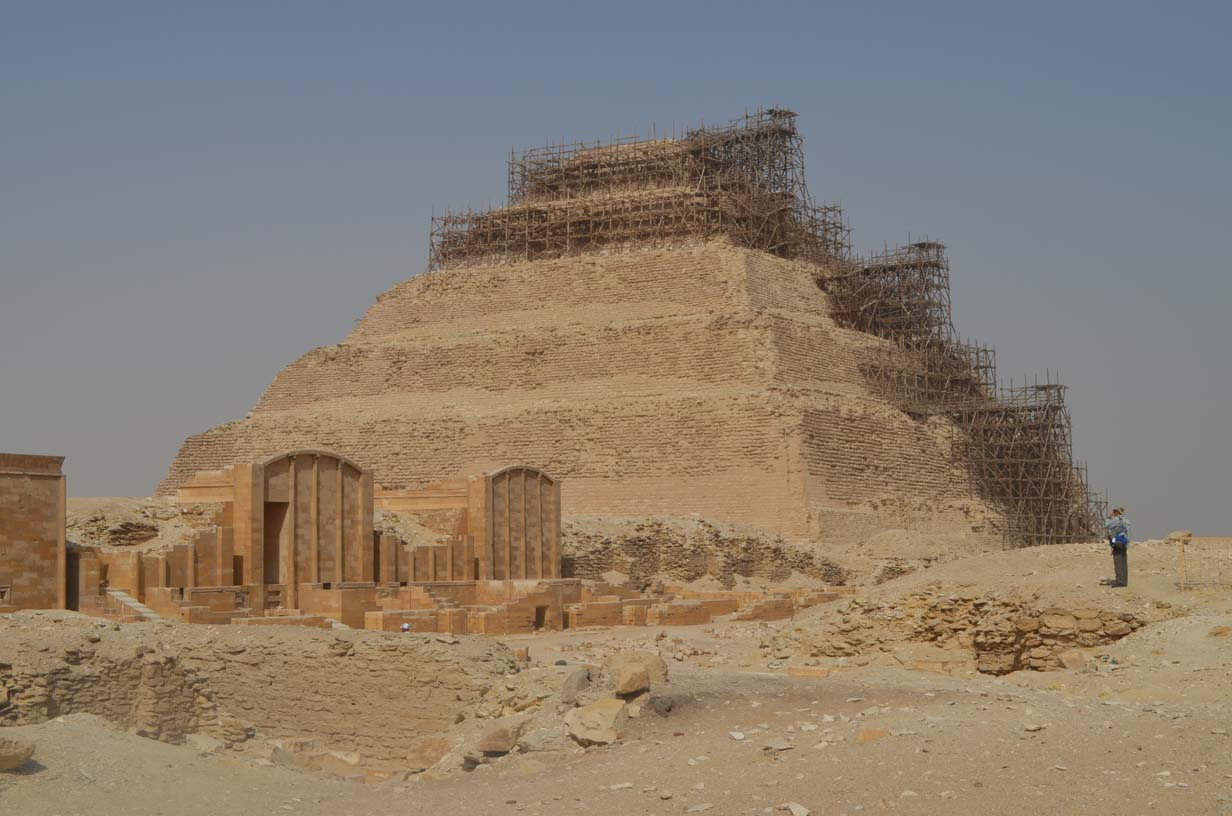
[0,613,517,761]
[562,517,847,589]
[790,589,1145,674]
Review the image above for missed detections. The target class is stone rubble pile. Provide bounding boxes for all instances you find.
[562,518,847,589]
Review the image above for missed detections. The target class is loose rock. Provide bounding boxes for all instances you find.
[0,737,34,771]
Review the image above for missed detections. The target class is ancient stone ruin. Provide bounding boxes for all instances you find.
[158,108,1101,550]
[2,109,1185,806]
[2,450,834,632]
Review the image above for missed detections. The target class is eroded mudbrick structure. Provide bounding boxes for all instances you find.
[0,454,66,611]
[160,109,1098,548]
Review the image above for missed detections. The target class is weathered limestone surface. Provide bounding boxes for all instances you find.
[0,612,517,762]
[159,243,1000,544]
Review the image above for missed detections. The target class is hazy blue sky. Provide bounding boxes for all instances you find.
[2,1,1228,539]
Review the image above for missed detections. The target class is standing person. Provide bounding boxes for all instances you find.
[1105,507,1131,587]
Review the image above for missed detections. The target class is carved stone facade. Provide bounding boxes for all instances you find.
[377,465,561,580]
[175,450,375,609]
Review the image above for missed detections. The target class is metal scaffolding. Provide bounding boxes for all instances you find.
[425,107,1103,549]
[430,109,851,270]
[825,241,955,347]
[823,242,1103,547]
[953,377,1106,547]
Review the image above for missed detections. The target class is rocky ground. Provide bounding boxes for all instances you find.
[2,539,1230,815]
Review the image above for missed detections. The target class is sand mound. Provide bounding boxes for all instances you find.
[66,497,201,552]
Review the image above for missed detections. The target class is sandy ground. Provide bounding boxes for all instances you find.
[3,541,1230,815]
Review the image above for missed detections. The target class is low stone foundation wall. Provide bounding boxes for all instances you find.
[792,590,1146,674]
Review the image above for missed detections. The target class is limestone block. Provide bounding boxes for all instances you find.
[1039,614,1077,633]
[613,664,651,697]
[564,698,627,746]
[1057,649,1087,670]
[1076,618,1103,632]
[405,734,455,771]
[1015,617,1041,633]
[602,651,668,684]
[0,736,35,771]
[477,717,527,755]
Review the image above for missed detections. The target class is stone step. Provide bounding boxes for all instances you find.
[104,589,164,622]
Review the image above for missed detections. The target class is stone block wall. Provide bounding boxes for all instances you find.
[0,454,66,610]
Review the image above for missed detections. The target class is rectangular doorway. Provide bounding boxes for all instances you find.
[263,501,288,585]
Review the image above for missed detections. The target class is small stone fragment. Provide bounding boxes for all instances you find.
[855,728,889,744]
[477,720,525,756]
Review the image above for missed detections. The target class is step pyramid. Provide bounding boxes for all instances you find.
[160,110,1001,547]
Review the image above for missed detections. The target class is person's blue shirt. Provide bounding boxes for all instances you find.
[1105,515,1130,544]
